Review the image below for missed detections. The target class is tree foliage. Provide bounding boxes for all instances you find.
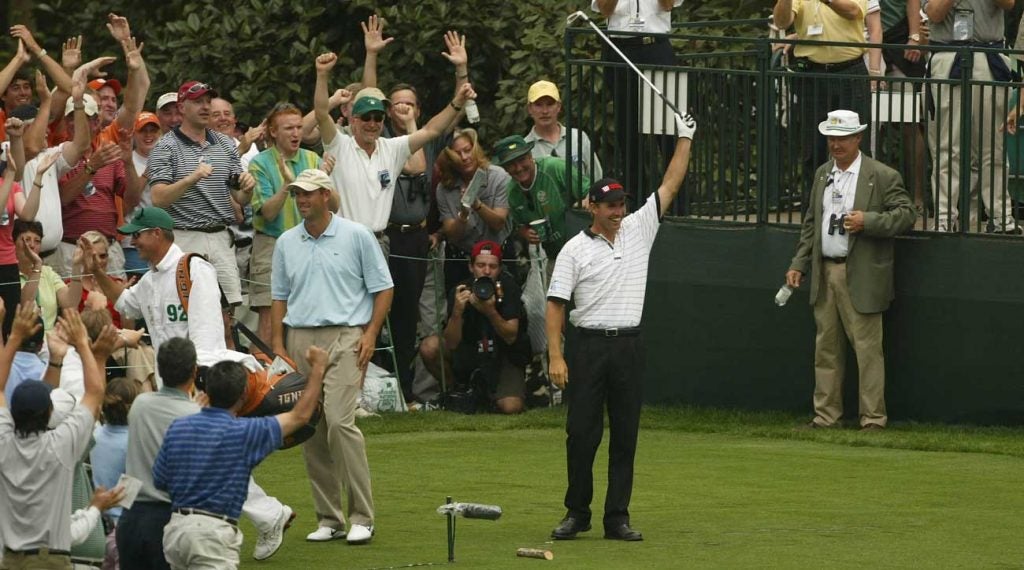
[3,0,771,145]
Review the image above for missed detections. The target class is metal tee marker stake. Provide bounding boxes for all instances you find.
[436,497,503,562]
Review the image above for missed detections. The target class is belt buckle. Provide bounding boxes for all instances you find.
[604,328,619,337]
[642,37,655,45]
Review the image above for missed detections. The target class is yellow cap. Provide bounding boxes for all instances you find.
[527,80,560,103]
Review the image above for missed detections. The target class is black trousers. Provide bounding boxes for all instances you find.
[603,37,676,201]
[793,59,871,202]
[563,332,645,528]
[116,501,172,570]
[385,226,429,401]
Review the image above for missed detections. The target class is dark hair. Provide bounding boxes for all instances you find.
[157,337,197,388]
[13,407,51,438]
[388,83,420,104]
[18,316,45,353]
[205,360,248,409]
[13,219,43,242]
[102,377,138,425]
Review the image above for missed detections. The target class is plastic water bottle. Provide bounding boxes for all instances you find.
[774,284,793,307]
[464,99,480,124]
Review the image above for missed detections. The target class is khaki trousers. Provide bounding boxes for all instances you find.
[162,513,241,570]
[812,261,887,428]
[928,51,1015,232]
[1,549,71,570]
[288,326,374,529]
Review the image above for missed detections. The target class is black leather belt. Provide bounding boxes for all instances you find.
[182,225,226,233]
[825,256,847,264]
[174,507,238,526]
[387,220,427,233]
[579,327,642,337]
[801,57,864,73]
[3,547,70,556]
[234,236,253,248]
[611,35,668,47]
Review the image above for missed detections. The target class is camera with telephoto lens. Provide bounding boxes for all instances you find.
[226,173,241,191]
[471,276,496,301]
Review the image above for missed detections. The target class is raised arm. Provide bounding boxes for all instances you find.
[314,52,340,147]
[301,88,350,145]
[79,237,126,305]
[655,114,696,217]
[59,309,105,418]
[5,118,26,182]
[24,71,52,159]
[276,346,327,436]
[441,31,470,98]
[9,25,73,93]
[0,303,42,407]
[17,150,60,221]
[115,36,150,134]
[408,82,475,154]
[361,15,393,90]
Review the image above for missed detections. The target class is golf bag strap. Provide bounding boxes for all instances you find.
[175,253,229,315]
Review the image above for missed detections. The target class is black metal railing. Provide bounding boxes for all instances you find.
[565,21,1024,235]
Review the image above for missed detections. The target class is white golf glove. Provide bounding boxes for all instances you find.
[675,113,696,140]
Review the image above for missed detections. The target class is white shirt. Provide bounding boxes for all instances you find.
[122,150,154,250]
[820,153,862,259]
[21,145,75,252]
[592,0,685,34]
[115,244,226,369]
[548,193,661,328]
[323,134,412,232]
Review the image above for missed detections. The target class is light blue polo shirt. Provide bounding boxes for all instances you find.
[271,214,393,327]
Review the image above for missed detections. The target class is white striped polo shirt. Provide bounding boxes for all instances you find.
[147,128,242,229]
[547,192,661,329]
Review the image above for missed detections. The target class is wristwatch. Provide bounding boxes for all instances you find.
[909,33,921,42]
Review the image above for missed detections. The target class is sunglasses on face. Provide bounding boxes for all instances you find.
[131,229,152,240]
[359,112,385,123]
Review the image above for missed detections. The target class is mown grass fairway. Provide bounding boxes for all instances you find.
[239,408,1024,569]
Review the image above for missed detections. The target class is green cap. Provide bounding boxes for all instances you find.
[492,135,535,166]
[118,207,175,234]
[352,96,386,117]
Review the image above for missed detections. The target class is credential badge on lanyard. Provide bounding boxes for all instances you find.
[953,8,975,43]
[378,169,391,191]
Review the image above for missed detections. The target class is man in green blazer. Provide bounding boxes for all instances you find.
[785,110,916,431]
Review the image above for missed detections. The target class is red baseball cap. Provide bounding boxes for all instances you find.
[471,240,502,262]
[177,81,218,103]
[88,78,122,96]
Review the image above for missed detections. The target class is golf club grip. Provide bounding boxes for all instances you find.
[460,503,502,520]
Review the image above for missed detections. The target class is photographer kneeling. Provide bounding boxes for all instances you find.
[420,240,531,414]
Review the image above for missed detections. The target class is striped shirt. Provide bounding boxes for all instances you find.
[59,158,126,240]
[147,128,242,229]
[153,407,281,520]
[547,192,661,328]
[249,147,321,238]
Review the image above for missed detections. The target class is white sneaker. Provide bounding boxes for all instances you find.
[346,523,374,545]
[253,505,295,560]
[306,525,346,542]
